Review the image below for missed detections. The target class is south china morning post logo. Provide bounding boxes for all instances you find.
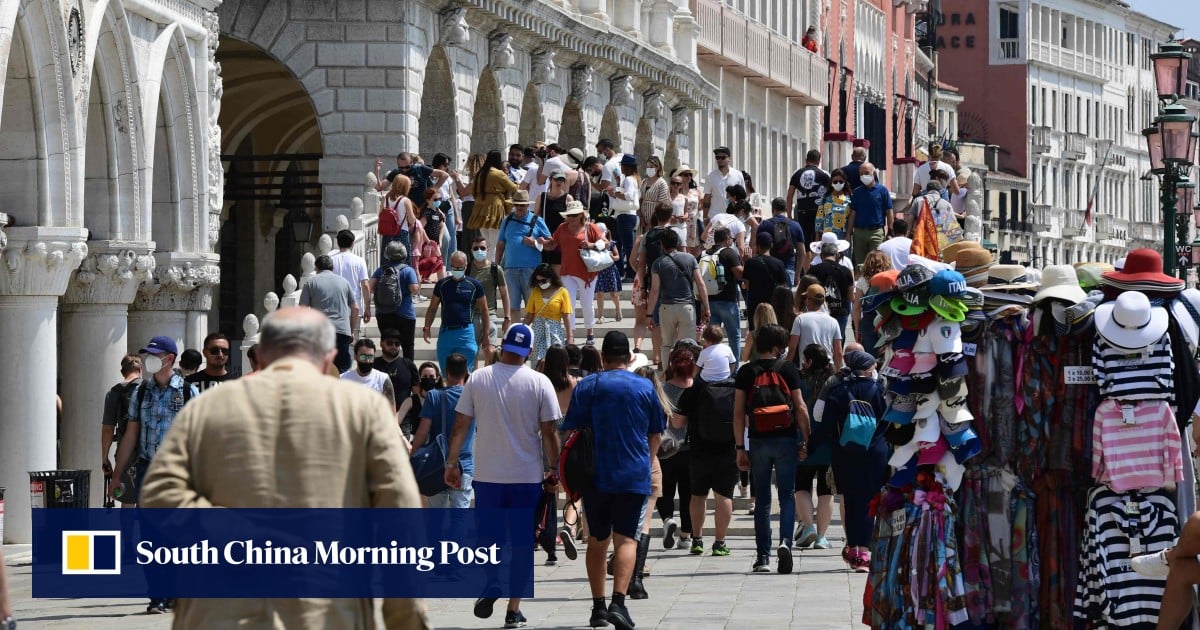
[61,530,122,575]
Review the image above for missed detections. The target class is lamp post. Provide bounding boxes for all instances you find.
[1147,38,1196,276]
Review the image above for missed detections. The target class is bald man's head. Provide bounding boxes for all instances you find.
[449,251,468,276]
[258,306,337,368]
[844,342,865,353]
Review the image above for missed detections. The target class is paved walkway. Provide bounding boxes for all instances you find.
[5,516,867,628]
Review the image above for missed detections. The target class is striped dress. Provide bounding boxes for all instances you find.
[1091,333,1175,406]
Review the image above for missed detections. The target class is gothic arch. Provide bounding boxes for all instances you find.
[419,45,456,162]
[0,0,79,228]
[560,99,585,152]
[518,82,544,147]
[599,104,621,149]
[142,25,202,253]
[80,0,142,241]
[470,67,504,155]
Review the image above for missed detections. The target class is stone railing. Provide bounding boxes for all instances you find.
[1031,126,1051,155]
[1063,133,1088,161]
[238,274,300,370]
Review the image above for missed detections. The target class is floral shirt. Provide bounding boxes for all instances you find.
[816,194,851,239]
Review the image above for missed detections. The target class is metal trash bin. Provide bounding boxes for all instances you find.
[29,470,91,509]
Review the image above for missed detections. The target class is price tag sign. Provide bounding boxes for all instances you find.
[1064,366,1095,385]
[889,509,907,537]
[962,342,978,357]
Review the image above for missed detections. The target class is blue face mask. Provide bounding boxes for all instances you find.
[472,249,487,261]
[450,269,466,280]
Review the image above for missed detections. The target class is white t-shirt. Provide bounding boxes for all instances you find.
[703,167,746,219]
[522,163,547,203]
[913,161,957,190]
[601,153,625,208]
[339,368,390,394]
[697,343,737,382]
[790,311,843,356]
[456,362,561,484]
[330,250,370,307]
[704,212,746,249]
[876,236,913,271]
[616,175,640,216]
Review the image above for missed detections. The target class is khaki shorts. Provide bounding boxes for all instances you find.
[651,455,663,499]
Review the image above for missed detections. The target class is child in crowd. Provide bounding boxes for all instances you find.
[695,324,737,383]
[593,223,623,324]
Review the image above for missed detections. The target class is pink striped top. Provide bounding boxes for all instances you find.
[1091,399,1183,493]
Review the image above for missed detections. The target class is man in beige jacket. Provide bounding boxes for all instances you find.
[141,306,429,629]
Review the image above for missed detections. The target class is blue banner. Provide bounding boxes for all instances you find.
[32,508,535,598]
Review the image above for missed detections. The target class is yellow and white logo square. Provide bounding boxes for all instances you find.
[62,531,121,575]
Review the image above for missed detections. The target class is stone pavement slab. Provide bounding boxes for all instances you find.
[6,532,867,629]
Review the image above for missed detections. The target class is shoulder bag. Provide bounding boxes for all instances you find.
[579,223,615,273]
[409,392,456,496]
[558,375,599,501]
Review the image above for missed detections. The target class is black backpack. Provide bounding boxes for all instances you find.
[693,380,737,445]
[816,264,848,318]
[771,219,793,259]
[374,263,408,315]
[109,381,139,442]
[643,226,668,283]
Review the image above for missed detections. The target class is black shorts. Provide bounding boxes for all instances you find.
[795,465,832,496]
[583,490,646,540]
[689,448,738,499]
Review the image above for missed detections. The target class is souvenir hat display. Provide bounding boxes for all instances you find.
[864,242,1200,630]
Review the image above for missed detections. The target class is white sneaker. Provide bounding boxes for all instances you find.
[663,518,679,549]
[1131,549,1171,577]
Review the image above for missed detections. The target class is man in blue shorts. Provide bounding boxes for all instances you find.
[424,251,492,372]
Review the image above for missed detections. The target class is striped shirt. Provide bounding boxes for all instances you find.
[1092,334,1174,405]
[1074,487,1179,627]
[1091,400,1183,493]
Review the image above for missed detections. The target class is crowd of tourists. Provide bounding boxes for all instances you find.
[74,138,1011,630]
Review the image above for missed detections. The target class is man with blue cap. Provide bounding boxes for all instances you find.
[109,334,198,614]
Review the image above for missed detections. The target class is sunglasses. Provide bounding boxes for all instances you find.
[450,266,467,272]
[206,347,230,356]
[715,155,729,160]
[357,354,375,362]
[670,181,683,185]
[472,246,488,252]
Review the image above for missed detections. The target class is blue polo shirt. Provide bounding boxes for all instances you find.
[499,212,551,269]
[850,183,892,229]
[433,276,485,329]
[842,161,864,192]
[757,216,806,267]
[420,385,474,476]
[562,370,667,495]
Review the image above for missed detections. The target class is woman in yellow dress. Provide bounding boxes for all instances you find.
[466,149,518,243]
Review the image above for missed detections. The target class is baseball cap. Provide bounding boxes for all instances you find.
[938,376,967,401]
[885,349,916,376]
[929,295,969,322]
[891,329,919,351]
[756,231,775,249]
[887,376,913,396]
[909,371,938,395]
[602,330,631,358]
[804,284,826,301]
[896,264,935,293]
[899,310,937,332]
[871,269,900,292]
[886,421,917,448]
[940,415,977,448]
[917,436,950,466]
[938,353,968,379]
[914,392,941,419]
[911,352,938,374]
[939,393,973,425]
[890,293,929,316]
[141,335,178,356]
[549,168,567,180]
[928,320,963,354]
[884,394,918,425]
[501,323,534,357]
[928,270,968,298]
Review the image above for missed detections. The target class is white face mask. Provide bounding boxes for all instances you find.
[832,182,845,191]
[143,355,164,374]
[646,168,657,177]
[539,281,551,290]
[860,174,874,186]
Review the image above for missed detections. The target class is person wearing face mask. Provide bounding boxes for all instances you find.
[494,190,550,323]
[340,338,397,411]
[846,162,893,268]
[424,251,492,373]
[541,201,605,346]
[412,353,473,509]
[815,169,852,241]
[108,335,198,614]
[469,236,512,368]
[524,264,574,363]
[399,362,444,440]
[639,156,671,235]
[417,188,448,283]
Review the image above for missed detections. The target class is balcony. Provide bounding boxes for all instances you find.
[999,38,1021,60]
[691,0,829,105]
[1130,223,1163,243]
[1061,209,1085,237]
[1096,214,1112,238]
[1031,126,1051,155]
[1028,40,1116,82]
[1031,203,1052,232]
[1063,133,1088,161]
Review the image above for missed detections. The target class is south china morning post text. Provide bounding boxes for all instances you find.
[32,508,535,599]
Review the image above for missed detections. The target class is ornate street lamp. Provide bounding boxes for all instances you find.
[1151,38,1190,101]
[1148,37,1196,276]
[1179,180,1196,219]
[288,208,315,244]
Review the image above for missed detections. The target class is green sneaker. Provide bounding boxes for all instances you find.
[711,541,730,556]
[689,539,704,555]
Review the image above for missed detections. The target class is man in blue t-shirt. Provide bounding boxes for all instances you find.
[493,195,550,320]
[415,353,473,508]
[847,162,893,268]
[757,197,807,282]
[369,241,421,361]
[424,251,491,372]
[561,331,665,629]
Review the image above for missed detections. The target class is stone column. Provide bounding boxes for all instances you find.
[128,252,220,354]
[578,0,608,22]
[614,0,641,37]
[0,227,88,543]
[648,0,675,53]
[60,243,155,508]
[673,10,699,68]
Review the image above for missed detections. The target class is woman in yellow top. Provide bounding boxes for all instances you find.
[466,149,518,242]
[523,263,573,362]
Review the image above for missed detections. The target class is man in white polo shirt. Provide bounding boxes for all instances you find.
[702,146,746,220]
